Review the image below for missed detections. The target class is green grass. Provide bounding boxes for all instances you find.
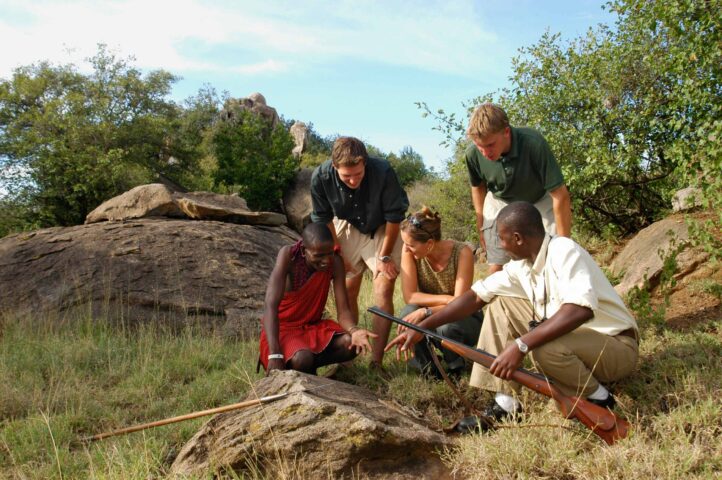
[2,272,721,479]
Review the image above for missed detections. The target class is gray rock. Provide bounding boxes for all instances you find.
[290,121,308,157]
[220,94,280,128]
[282,168,314,234]
[671,187,703,212]
[609,215,709,297]
[170,370,454,479]
[0,218,298,335]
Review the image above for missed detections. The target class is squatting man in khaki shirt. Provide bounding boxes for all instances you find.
[387,201,639,431]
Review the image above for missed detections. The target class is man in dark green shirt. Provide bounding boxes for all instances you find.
[311,137,409,368]
[465,103,572,273]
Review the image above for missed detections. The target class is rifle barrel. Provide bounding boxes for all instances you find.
[368,306,631,445]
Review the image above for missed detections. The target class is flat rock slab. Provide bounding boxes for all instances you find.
[170,370,454,479]
[85,184,286,226]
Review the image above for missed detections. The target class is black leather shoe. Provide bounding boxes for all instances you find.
[454,401,522,434]
[455,415,494,433]
[482,400,523,422]
[587,393,616,410]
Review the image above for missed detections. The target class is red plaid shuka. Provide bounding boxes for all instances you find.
[259,241,344,370]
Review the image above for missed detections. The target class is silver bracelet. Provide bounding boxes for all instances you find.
[267,353,284,360]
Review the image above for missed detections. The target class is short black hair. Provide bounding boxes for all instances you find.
[302,222,334,247]
[497,202,545,238]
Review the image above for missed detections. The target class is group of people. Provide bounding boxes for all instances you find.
[258,103,639,432]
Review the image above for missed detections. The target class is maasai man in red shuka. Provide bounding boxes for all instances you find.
[259,223,377,374]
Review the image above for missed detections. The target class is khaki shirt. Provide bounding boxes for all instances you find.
[471,235,638,336]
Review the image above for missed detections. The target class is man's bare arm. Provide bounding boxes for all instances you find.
[549,184,572,237]
[471,184,487,246]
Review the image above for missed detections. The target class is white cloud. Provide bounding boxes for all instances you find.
[0,0,501,78]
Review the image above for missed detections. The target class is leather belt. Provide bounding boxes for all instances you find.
[616,328,639,343]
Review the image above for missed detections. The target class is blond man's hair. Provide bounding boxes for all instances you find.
[467,103,510,140]
[331,136,368,167]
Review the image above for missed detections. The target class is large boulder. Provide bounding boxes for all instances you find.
[85,184,286,226]
[170,370,453,479]
[0,218,298,336]
[609,214,710,297]
[282,168,314,234]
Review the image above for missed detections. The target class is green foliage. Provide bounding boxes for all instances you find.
[385,145,429,188]
[406,151,475,242]
[419,0,721,242]
[210,109,298,211]
[0,45,204,228]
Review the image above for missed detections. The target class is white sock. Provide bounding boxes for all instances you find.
[495,392,521,413]
[587,384,610,401]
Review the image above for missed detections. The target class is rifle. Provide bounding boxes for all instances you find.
[369,306,630,445]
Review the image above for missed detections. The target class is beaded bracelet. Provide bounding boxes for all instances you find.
[267,353,284,360]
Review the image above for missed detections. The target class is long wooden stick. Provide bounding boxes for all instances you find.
[83,384,331,443]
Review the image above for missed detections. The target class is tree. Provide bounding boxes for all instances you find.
[210,108,298,212]
[0,45,202,227]
[419,0,720,244]
[387,146,429,188]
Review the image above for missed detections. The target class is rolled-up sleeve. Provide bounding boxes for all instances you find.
[381,168,409,223]
[310,168,333,224]
[471,269,526,303]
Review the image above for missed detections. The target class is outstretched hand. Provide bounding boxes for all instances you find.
[349,329,378,355]
[384,329,423,361]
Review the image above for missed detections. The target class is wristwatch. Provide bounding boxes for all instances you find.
[424,307,433,318]
[378,255,392,263]
[515,338,529,355]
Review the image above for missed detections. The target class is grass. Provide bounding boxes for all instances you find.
[2,267,721,479]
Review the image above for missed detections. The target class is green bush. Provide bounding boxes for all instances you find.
[210,109,298,212]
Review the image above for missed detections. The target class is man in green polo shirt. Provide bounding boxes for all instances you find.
[465,103,572,273]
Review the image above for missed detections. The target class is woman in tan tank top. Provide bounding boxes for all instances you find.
[399,207,483,378]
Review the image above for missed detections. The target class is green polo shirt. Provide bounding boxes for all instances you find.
[464,127,564,203]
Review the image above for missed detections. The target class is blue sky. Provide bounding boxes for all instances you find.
[0,0,616,171]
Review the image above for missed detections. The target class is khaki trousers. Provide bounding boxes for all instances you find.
[469,296,638,397]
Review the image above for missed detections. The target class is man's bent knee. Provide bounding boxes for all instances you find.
[288,349,315,373]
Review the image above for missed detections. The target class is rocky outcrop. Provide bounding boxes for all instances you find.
[85,184,286,226]
[170,370,453,479]
[609,214,710,297]
[0,218,298,336]
[282,168,314,234]
[290,121,308,157]
[219,93,280,128]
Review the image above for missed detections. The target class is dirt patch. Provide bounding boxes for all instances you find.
[664,262,722,331]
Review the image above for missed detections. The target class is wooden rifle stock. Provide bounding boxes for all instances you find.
[369,306,630,445]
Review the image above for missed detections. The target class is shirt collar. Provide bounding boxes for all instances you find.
[503,127,520,160]
[530,234,552,275]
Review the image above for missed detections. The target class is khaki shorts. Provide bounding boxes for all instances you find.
[481,192,557,265]
[333,218,402,278]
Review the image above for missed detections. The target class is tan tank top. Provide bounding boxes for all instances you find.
[416,241,462,295]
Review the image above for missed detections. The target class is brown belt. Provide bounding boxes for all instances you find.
[616,328,639,343]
